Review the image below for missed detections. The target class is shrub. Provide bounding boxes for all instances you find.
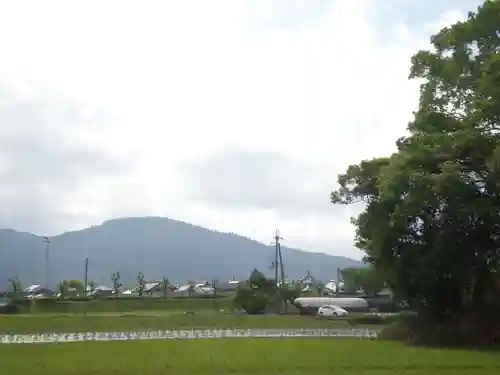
[348,314,401,325]
[241,292,268,315]
[378,311,500,347]
[20,296,232,314]
[377,321,412,341]
[233,284,269,315]
[0,303,21,314]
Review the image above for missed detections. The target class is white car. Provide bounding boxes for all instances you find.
[317,305,348,317]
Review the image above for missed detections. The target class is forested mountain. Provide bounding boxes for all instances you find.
[0,217,362,288]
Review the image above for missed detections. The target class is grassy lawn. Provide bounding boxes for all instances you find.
[1,339,499,375]
[0,311,380,333]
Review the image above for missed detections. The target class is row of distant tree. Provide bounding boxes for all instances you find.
[5,272,197,299]
[6,265,387,300]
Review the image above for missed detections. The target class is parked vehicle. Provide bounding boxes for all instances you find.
[293,297,369,311]
[317,305,348,317]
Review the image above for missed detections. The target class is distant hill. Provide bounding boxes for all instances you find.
[0,217,363,289]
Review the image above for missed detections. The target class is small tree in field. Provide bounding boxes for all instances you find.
[58,280,69,299]
[233,268,277,314]
[316,282,324,296]
[87,280,97,297]
[8,276,22,299]
[212,279,219,310]
[111,272,122,297]
[136,272,146,297]
[161,276,169,299]
[187,281,196,297]
[212,279,219,298]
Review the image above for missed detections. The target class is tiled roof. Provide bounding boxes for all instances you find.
[24,284,43,293]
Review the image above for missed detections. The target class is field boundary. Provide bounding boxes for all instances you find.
[0,328,379,344]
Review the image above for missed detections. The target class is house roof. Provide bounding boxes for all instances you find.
[24,284,46,293]
[324,280,344,292]
[85,285,113,292]
[176,285,191,292]
[144,282,161,292]
[299,271,320,285]
[195,287,214,295]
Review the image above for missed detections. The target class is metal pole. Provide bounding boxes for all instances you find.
[278,242,286,313]
[274,230,279,289]
[274,230,280,312]
[43,237,50,288]
[337,268,341,294]
[83,257,89,316]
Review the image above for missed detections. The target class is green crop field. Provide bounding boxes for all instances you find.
[0,311,381,333]
[1,339,499,375]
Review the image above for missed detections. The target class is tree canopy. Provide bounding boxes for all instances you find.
[342,267,385,296]
[332,0,500,334]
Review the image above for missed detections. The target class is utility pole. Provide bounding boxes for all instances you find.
[84,258,89,295]
[271,229,286,313]
[43,237,50,288]
[274,230,280,288]
[337,268,341,294]
[83,257,89,317]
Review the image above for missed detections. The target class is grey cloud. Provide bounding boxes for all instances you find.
[247,0,333,30]
[370,0,483,39]
[179,147,342,215]
[0,86,129,234]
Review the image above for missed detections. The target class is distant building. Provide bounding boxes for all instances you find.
[174,281,214,296]
[324,280,345,294]
[24,285,54,298]
[220,280,241,292]
[298,271,320,292]
[121,280,175,297]
[86,285,114,297]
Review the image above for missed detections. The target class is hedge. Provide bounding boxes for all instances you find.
[13,297,233,314]
[0,303,21,314]
[348,314,401,325]
[61,294,229,302]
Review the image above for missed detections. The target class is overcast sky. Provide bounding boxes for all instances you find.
[0,0,483,259]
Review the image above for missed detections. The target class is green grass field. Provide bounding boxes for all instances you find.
[1,311,379,333]
[1,339,499,375]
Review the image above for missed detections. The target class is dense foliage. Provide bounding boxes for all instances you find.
[332,1,500,343]
[341,266,385,296]
[233,269,300,314]
[233,269,275,314]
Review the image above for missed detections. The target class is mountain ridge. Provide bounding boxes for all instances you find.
[0,216,363,288]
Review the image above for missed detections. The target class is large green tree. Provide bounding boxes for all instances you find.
[342,267,385,296]
[332,0,500,326]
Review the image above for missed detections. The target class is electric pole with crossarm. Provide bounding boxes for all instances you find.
[270,229,286,312]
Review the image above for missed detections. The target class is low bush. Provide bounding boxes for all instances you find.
[378,310,500,347]
[348,314,401,325]
[0,303,22,314]
[377,321,412,341]
[67,294,230,302]
[20,297,233,314]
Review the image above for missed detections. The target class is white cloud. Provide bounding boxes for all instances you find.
[0,0,472,259]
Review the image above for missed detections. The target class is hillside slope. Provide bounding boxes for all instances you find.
[0,217,363,288]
